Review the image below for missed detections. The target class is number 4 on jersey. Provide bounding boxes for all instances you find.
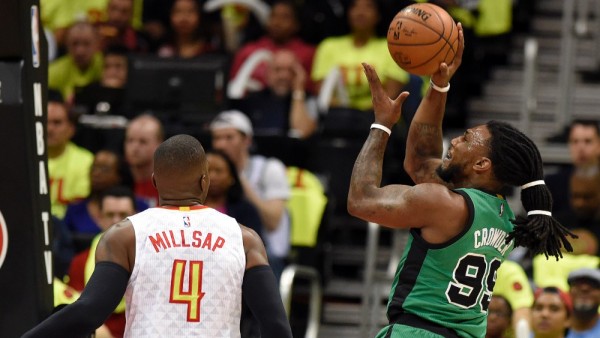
[170,260,205,322]
[446,253,501,312]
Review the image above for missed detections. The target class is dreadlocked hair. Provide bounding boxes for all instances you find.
[486,121,576,260]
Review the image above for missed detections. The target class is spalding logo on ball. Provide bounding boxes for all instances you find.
[387,3,459,76]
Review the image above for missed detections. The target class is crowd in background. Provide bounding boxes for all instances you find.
[42,1,600,338]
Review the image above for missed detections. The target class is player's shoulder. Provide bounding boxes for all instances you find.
[101,219,135,244]
[411,183,465,205]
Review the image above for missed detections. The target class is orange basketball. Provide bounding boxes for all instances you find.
[387,3,459,76]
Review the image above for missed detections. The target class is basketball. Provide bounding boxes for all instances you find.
[387,3,459,76]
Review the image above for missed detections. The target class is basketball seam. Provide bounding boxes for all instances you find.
[387,16,444,46]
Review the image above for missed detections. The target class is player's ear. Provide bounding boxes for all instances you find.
[151,173,157,189]
[473,157,491,172]
[200,173,209,193]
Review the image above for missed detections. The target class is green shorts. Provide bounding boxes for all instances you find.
[376,324,446,338]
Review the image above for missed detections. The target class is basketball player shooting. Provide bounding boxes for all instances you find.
[348,23,575,337]
[23,135,292,338]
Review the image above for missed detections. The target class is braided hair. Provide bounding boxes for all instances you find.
[486,121,576,260]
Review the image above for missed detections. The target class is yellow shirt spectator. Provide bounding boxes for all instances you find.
[48,142,94,218]
[311,36,409,111]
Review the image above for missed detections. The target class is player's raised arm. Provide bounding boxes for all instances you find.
[404,23,464,185]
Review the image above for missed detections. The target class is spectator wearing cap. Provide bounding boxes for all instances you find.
[566,268,600,338]
[210,110,291,281]
[532,286,572,338]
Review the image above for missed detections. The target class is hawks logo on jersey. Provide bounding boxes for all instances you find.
[0,210,8,270]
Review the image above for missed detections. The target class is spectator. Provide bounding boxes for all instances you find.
[73,44,130,116]
[566,268,600,338]
[67,186,137,338]
[311,0,409,111]
[49,21,103,102]
[486,295,513,338]
[554,166,600,255]
[40,0,110,47]
[229,0,315,93]
[532,287,572,338]
[63,150,148,251]
[205,149,264,237]
[139,0,172,52]
[158,0,220,58]
[232,49,318,139]
[546,120,600,214]
[47,90,94,219]
[95,0,148,52]
[124,114,164,207]
[210,110,290,281]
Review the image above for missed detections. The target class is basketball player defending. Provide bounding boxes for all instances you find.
[23,135,292,338]
[348,23,574,338]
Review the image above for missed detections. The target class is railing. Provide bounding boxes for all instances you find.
[279,264,322,338]
[317,66,350,112]
[360,222,408,337]
[556,0,577,131]
[227,49,272,99]
[556,0,600,132]
[521,37,538,136]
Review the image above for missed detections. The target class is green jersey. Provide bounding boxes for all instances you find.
[382,188,515,338]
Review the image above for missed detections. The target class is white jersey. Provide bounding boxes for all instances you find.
[124,205,245,337]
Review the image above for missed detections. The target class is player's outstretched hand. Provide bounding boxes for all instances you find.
[431,22,464,88]
[363,62,410,129]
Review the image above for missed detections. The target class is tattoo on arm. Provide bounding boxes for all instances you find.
[412,122,443,158]
[352,132,388,189]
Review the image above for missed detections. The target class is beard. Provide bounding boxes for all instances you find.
[573,303,600,321]
[436,163,463,183]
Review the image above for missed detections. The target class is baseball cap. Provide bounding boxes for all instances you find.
[209,110,253,136]
[567,268,600,288]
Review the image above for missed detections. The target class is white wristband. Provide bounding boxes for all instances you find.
[370,123,391,136]
[430,79,450,93]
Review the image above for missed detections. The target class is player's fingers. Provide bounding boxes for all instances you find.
[394,91,410,103]
[362,62,384,90]
[393,91,410,109]
[454,22,465,65]
[440,63,450,77]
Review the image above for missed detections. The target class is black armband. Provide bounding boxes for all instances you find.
[242,265,292,338]
[22,261,129,338]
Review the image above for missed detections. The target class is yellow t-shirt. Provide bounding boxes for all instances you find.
[474,0,512,37]
[53,277,80,306]
[48,53,103,101]
[494,260,534,310]
[48,53,102,101]
[311,35,409,111]
[533,253,600,291]
[41,0,143,30]
[48,142,94,219]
